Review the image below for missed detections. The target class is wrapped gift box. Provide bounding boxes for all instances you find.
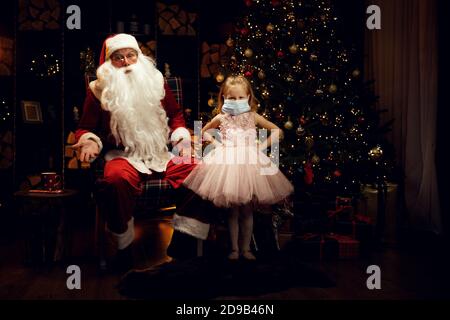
[293,233,339,260]
[357,183,400,244]
[327,196,355,223]
[334,214,373,243]
[326,233,360,259]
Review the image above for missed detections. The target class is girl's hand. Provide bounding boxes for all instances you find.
[255,113,283,151]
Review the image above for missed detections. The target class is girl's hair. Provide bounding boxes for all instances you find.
[217,75,259,113]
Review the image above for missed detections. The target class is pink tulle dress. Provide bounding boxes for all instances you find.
[183,112,294,208]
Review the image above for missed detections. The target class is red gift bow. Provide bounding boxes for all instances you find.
[327,206,353,218]
[354,214,372,224]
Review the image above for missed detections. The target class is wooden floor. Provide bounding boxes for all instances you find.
[1,210,449,300]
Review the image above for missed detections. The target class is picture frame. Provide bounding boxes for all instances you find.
[21,100,43,124]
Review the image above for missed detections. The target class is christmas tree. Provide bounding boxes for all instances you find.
[213,0,396,198]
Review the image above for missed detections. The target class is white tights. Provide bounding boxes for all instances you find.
[228,204,253,253]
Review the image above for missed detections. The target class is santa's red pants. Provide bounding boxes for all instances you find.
[98,157,196,234]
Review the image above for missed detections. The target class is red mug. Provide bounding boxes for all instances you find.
[41,172,62,191]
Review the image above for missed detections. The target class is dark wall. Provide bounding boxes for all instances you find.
[437,0,450,238]
[0,0,15,203]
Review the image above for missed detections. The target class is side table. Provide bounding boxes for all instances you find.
[14,189,79,266]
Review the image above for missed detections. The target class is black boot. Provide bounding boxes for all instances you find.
[113,244,134,274]
[167,231,199,260]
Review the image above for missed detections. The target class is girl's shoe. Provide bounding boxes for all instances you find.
[241,250,256,260]
[228,250,239,260]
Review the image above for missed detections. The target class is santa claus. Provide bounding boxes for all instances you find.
[73,34,209,270]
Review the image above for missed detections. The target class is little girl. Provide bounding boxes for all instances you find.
[183,75,294,260]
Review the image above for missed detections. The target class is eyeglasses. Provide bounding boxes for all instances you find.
[111,51,138,63]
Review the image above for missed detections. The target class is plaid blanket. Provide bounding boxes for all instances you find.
[166,76,183,107]
[135,178,176,215]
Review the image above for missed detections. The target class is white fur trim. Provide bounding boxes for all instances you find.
[109,217,135,250]
[89,80,102,100]
[170,127,191,143]
[105,34,142,60]
[79,132,103,159]
[104,150,171,174]
[171,214,210,240]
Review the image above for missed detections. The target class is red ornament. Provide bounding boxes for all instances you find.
[271,0,281,6]
[275,112,283,121]
[240,28,249,36]
[333,170,342,177]
[299,115,306,125]
[244,70,253,77]
[245,0,253,7]
[277,50,284,58]
[304,162,314,185]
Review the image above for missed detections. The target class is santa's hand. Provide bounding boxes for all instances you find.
[71,139,99,163]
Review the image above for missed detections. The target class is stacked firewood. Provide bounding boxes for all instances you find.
[18,0,61,31]
[157,2,197,36]
[200,42,232,78]
[0,37,14,76]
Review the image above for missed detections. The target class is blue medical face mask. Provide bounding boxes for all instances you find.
[222,98,251,116]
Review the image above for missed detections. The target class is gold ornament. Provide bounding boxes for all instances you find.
[349,126,358,135]
[284,120,294,130]
[320,113,329,125]
[351,108,361,116]
[328,84,337,93]
[287,12,295,22]
[296,125,305,136]
[266,23,274,32]
[305,136,314,148]
[310,54,318,61]
[352,69,361,78]
[215,73,225,83]
[207,98,215,107]
[258,70,266,79]
[327,151,335,161]
[311,154,320,165]
[244,48,253,58]
[369,146,383,160]
[289,44,298,54]
[226,37,234,47]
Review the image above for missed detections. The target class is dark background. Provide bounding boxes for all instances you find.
[0,0,447,236]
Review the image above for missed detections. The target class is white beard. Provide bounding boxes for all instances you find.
[96,55,171,169]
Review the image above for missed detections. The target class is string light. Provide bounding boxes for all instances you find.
[29,52,61,78]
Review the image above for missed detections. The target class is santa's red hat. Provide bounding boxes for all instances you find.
[99,33,142,65]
